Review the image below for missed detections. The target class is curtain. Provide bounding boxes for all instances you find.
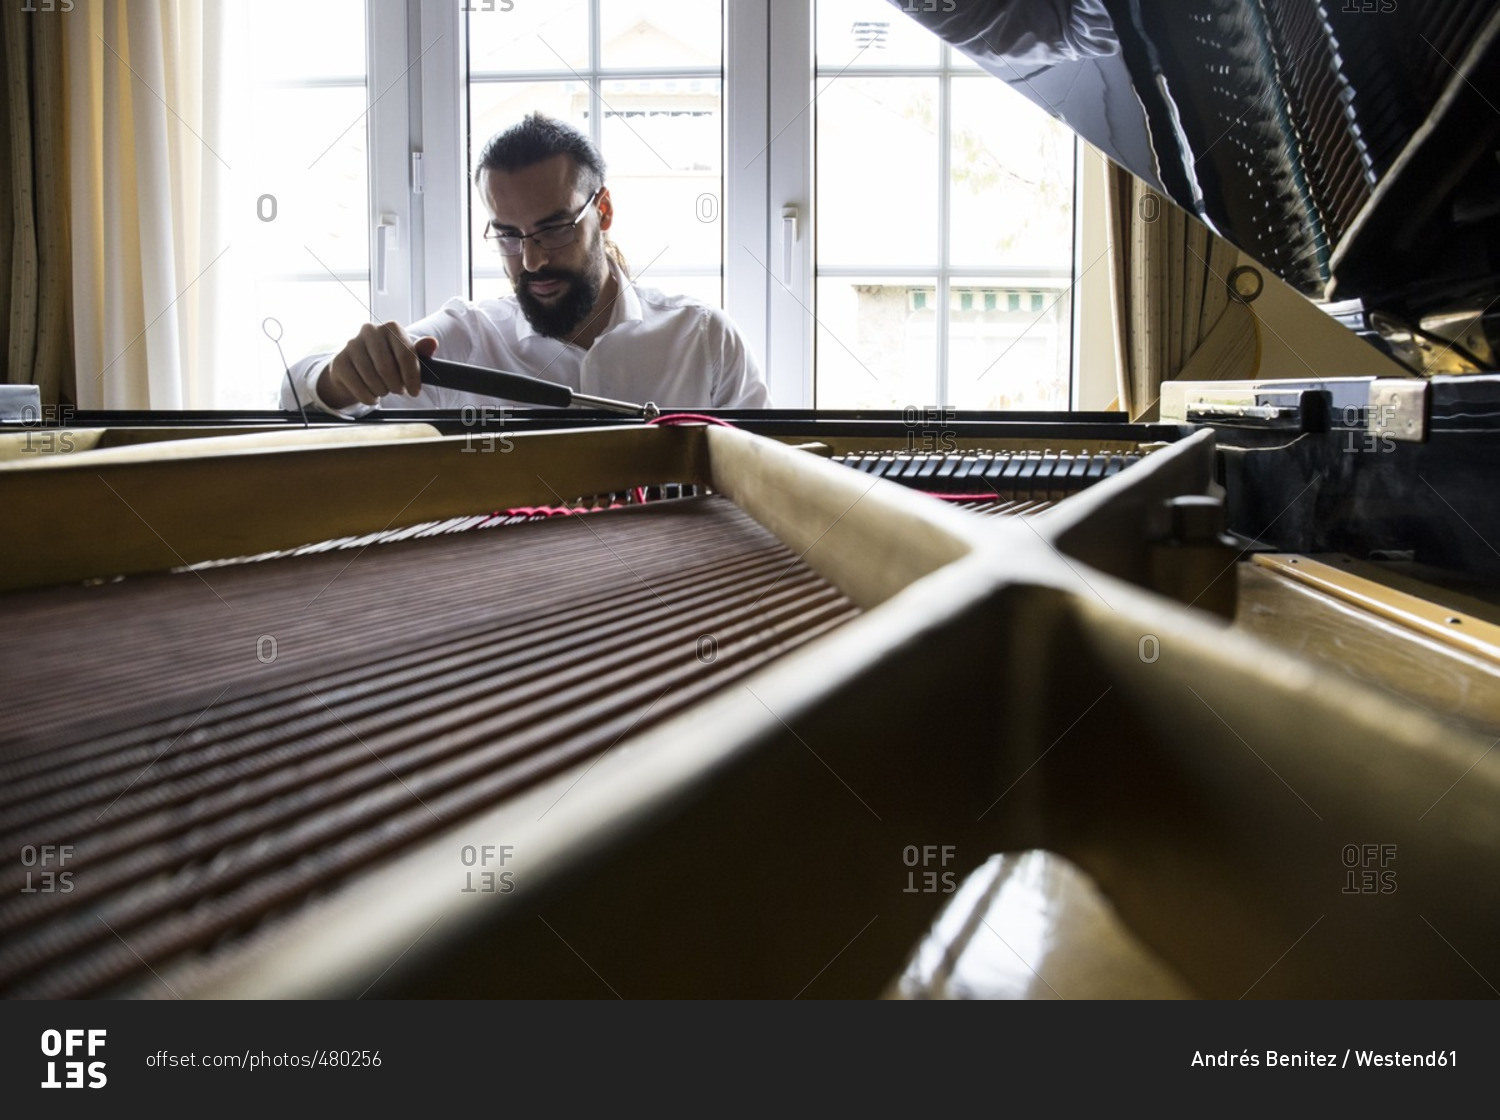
[65,0,241,409]
[2,4,73,407]
[1105,163,1258,420]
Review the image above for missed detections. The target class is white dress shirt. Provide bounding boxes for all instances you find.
[282,262,770,416]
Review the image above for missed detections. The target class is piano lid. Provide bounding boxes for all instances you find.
[886,0,1500,358]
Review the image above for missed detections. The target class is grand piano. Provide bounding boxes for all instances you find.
[2,0,1498,1000]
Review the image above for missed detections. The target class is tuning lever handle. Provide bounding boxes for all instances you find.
[417,356,574,408]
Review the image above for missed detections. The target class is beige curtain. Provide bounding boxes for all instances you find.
[1105,163,1258,420]
[2,4,73,407]
[65,0,239,409]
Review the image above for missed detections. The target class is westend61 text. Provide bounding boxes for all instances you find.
[1192,1051,1457,1068]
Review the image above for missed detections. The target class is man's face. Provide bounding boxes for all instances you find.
[479,155,611,340]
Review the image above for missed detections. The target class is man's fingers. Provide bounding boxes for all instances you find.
[374,321,423,396]
[338,347,386,406]
[323,323,428,408]
[337,326,387,404]
[408,337,439,396]
[347,326,397,403]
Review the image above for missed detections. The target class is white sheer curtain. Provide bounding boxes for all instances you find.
[66,0,251,409]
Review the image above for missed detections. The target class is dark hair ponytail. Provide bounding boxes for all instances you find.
[604,238,630,278]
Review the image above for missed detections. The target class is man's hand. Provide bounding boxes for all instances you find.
[316,322,440,410]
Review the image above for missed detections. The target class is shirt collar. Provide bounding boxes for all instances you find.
[514,257,635,345]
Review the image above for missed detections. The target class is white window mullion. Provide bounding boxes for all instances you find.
[766,0,814,407]
[589,0,603,149]
[936,55,951,407]
[367,0,418,324]
[724,0,771,381]
[417,0,468,307]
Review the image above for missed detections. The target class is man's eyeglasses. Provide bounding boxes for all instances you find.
[483,188,601,256]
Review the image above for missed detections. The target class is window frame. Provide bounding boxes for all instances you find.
[416,0,469,319]
[401,0,1090,410]
[809,31,1082,410]
[365,0,421,326]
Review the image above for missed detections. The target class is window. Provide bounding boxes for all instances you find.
[243,0,371,410]
[465,1,724,307]
[225,0,1080,410]
[813,0,1076,410]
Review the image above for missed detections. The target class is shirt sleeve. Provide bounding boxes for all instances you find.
[281,351,370,418]
[709,309,772,408]
[279,301,482,417]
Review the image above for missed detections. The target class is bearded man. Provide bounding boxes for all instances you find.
[283,113,769,415]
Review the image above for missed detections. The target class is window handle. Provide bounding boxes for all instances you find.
[781,205,798,284]
[376,215,399,295]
